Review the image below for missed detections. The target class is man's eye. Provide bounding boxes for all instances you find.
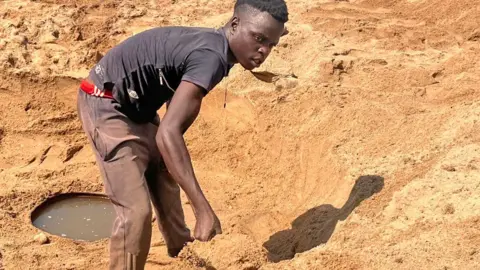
[254,35,264,43]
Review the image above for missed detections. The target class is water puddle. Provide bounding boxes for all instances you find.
[31,193,116,241]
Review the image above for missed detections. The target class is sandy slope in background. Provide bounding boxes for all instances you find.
[0,0,479,269]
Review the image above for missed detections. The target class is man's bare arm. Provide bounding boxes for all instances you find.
[156,81,221,241]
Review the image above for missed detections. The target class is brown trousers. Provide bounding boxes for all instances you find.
[77,90,191,270]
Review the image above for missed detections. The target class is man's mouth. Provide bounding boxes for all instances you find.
[252,59,262,68]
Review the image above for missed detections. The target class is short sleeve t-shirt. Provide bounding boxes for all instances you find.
[88,26,234,123]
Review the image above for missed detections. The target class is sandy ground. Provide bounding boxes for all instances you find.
[0,0,479,269]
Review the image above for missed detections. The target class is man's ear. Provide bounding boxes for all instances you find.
[230,16,240,33]
[282,27,289,37]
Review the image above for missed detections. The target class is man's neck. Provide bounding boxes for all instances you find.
[221,26,238,65]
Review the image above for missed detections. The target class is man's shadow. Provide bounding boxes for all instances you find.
[263,175,384,262]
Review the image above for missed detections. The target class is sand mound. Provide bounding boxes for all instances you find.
[179,234,267,270]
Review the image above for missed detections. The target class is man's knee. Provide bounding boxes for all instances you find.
[125,199,153,230]
[135,204,153,222]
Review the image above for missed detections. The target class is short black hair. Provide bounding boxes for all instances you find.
[234,0,289,23]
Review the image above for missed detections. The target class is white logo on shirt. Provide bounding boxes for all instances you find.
[95,65,105,77]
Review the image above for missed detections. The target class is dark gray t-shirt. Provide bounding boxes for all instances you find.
[89,26,233,123]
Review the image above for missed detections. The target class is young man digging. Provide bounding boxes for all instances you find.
[77,0,288,269]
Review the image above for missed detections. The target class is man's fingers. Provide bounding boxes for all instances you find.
[194,230,219,242]
[193,233,209,242]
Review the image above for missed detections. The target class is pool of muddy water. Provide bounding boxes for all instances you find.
[31,194,116,241]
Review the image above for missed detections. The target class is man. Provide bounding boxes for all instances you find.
[77,0,288,269]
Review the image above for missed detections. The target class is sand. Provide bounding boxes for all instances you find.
[0,0,479,269]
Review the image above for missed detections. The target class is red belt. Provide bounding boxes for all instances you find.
[80,80,113,99]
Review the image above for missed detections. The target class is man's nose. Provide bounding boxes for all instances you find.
[258,45,272,58]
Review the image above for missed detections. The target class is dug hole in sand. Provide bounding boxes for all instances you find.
[0,0,479,269]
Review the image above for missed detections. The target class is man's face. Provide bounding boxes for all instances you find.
[229,11,285,70]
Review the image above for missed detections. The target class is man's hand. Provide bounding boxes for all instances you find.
[156,80,221,242]
[194,211,222,241]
